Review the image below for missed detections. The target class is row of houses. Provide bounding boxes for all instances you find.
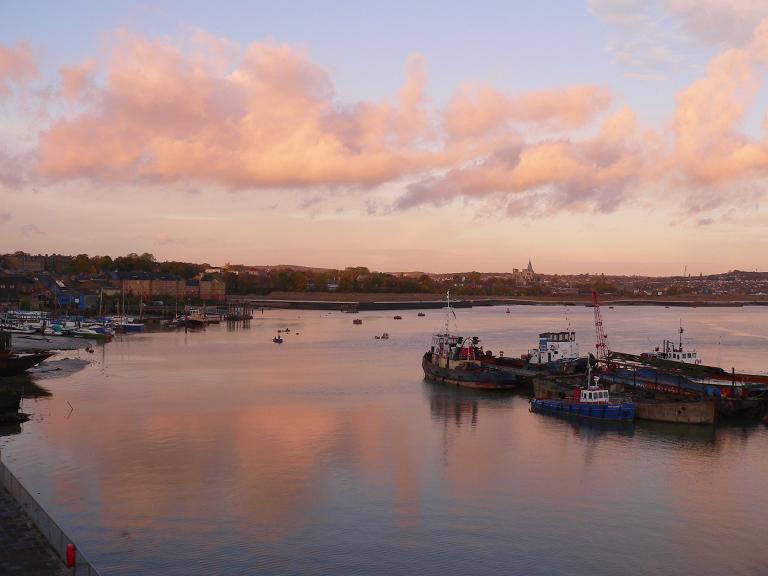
[0,271,226,310]
[110,272,226,301]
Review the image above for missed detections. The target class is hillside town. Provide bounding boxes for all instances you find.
[2,251,767,312]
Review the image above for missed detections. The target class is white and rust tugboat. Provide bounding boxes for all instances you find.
[422,293,517,390]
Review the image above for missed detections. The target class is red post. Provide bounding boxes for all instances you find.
[66,543,76,567]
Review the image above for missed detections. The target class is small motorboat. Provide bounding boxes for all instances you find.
[381,333,390,340]
[393,316,402,320]
[273,335,283,344]
[417,312,426,317]
[71,325,114,342]
[530,384,635,422]
[353,318,363,325]
[506,308,510,314]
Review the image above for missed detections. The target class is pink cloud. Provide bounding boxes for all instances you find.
[0,41,38,99]
[59,59,96,101]
[37,32,438,188]
[444,84,612,141]
[671,19,768,188]
[399,107,660,214]
[19,18,768,220]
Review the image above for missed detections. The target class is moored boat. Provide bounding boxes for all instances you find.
[530,382,636,422]
[71,325,113,341]
[641,324,700,365]
[0,331,54,377]
[530,364,636,422]
[493,329,588,374]
[422,292,517,390]
[422,337,517,390]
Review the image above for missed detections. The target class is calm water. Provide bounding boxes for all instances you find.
[2,306,768,576]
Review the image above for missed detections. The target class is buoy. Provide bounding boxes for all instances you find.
[66,543,76,567]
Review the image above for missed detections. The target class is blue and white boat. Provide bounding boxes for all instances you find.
[530,368,636,422]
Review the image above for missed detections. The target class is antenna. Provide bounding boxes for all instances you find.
[679,320,683,351]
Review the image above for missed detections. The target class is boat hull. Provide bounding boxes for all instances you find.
[636,400,716,424]
[0,351,54,377]
[422,356,517,390]
[72,331,113,342]
[115,323,144,334]
[530,398,636,421]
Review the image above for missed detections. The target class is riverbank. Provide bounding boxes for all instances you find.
[231,292,768,310]
[0,482,67,575]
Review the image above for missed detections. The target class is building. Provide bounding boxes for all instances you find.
[110,272,186,299]
[511,260,536,285]
[5,254,45,273]
[35,273,100,311]
[198,275,226,301]
[184,275,226,301]
[0,274,36,303]
[152,274,185,298]
[185,279,200,299]
[522,259,535,283]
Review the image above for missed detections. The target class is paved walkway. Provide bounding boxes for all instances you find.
[0,484,67,575]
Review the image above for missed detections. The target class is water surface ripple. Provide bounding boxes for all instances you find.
[2,306,767,575]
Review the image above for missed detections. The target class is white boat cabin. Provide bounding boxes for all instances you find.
[649,339,700,365]
[578,386,610,404]
[528,331,579,365]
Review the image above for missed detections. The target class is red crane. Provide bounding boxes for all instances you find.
[592,291,610,363]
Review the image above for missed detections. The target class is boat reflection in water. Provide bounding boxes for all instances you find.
[424,371,639,440]
[424,381,519,429]
[635,419,716,445]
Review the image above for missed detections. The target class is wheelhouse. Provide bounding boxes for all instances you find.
[579,386,610,403]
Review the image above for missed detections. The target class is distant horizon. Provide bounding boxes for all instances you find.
[3,249,765,279]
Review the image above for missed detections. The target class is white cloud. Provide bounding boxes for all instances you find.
[588,0,768,73]
[664,0,768,45]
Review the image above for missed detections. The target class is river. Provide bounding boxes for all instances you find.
[2,305,767,575]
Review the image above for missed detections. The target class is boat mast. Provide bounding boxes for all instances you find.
[445,290,450,335]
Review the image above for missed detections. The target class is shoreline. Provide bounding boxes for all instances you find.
[231,292,768,311]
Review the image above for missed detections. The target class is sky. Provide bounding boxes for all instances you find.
[1,0,768,275]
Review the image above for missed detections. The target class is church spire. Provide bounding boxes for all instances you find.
[527,258,534,273]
